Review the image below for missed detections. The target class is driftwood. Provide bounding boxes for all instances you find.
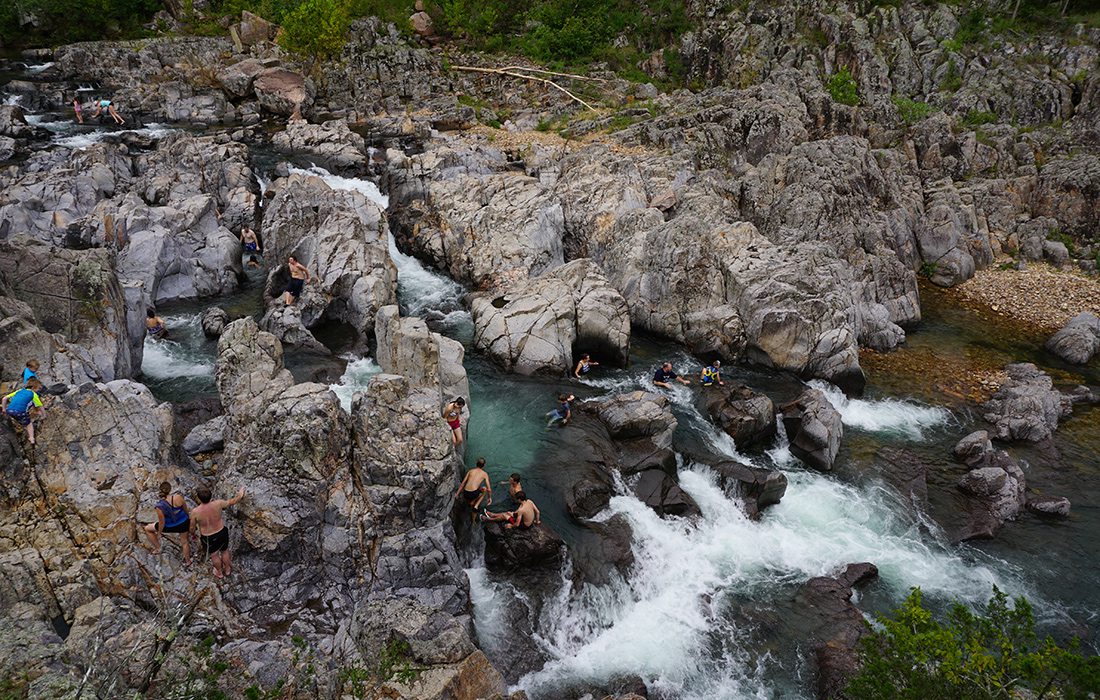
[451,65,599,111]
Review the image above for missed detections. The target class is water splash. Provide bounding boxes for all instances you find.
[808,380,951,440]
[24,62,55,74]
[53,123,178,150]
[329,355,382,412]
[287,164,388,208]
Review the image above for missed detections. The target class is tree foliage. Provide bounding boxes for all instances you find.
[846,587,1100,700]
[826,67,860,106]
[275,0,350,61]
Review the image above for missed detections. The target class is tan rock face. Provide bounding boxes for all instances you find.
[238,10,277,47]
[253,68,313,118]
[410,11,434,37]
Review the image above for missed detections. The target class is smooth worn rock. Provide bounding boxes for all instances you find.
[1045,312,1100,365]
[952,430,993,466]
[632,469,701,518]
[1027,495,1071,518]
[701,384,777,449]
[710,460,788,519]
[201,307,230,338]
[781,388,843,472]
[982,363,1072,442]
[253,68,314,118]
[181,415,226,455]
[483,521,564,571]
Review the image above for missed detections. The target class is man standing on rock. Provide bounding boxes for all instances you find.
[240,226,262,256]
[653,361,691,389]
[190,485,246,580]
[282,256,310,305]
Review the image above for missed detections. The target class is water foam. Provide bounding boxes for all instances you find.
[53,123,178,150]
[329,355,382,412]
[808,380,951,439]
[141,339,214,379]
[25,61,55,74]
[287,164,388,208]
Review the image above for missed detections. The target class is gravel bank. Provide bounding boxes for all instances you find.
[951,263,1100,333]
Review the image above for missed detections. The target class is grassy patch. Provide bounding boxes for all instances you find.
[892,96,934,125]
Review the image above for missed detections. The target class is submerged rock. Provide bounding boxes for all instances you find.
[781,388,843,472]
[982,363,1072,442]
[1045,312,1100,365]
[1027,495,1071,518]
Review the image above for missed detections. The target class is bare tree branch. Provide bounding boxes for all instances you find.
[451,65,600,112]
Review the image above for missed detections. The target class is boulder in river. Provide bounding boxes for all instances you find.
[200,306,230,338]
[252,67,314,118]
[781,388,843,472]
[1027,495,1071,518]
[982,363,1072,442]
[700,383,777,449]
[633,468,701,518]
[802,562,880,700]
[953,450,1026,541]
[710,460,788,519]
[1045,312,1100,365]
[483,521,565,571]
[952,429,993,466]
[471,258,630,375]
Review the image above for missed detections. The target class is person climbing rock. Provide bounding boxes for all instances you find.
[700,360,724,387]
[144,481,192,564]
[283,256,310,305]
[546,393,574,427]
[240,226,261,255]
[91,98,124,125]
[653,361,691,389]
[22,359,39,386]
[146,308,168,340]
[2,378,45,445]
[498,473,523,502]
[443,396,466,446]
[71,96,83,124]
[190,485,245,580]
[573,353,599,379]
[455,457,491,518]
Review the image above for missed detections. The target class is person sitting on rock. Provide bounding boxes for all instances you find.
[283,256,311,305]
[146,308,168,340]
[91,98,124,125]
[700,360,724,387]
[240,226,261,255]
[573,353,599,379]
[498,473,523,502]
[190,484,245,580]
[2,378,45,445]
[22,359,39,386]
[71,96,83,124]
[483,491,541,529]
[546,393,574,427]
[653,361,691,389]
[443,396,466,446]
[144,481,192,564]
[455,457,491,518]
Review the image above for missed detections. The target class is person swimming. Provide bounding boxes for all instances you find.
[145,309,168,339]
[573,353,599,379]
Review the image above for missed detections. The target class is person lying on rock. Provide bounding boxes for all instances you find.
[653,361,691,389]
[573,353,598,379]
[146,308,168,340]
[144,481,192,565]
[240,226,261,255]
[283,256,311,305]
[700,360,724,387]
[498,473,523,502]
[483,491,541,530]
[91,98,124,125]
[443,396,466,445]
[23,359,39,386]
[2,378,45,445]
[455,457,491,519]
[546,393,574,427]
[190,485,246,580]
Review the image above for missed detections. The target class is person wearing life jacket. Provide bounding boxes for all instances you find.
[144,481,192,564]
[700,360,724,387]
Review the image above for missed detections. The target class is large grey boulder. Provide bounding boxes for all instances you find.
[201,307,230,338]
[272,119,366,174]
[471,258,630,375]
[181,415,226,455]
[633,469,701,518]
[253,68,314,118]
[954,450,1026,541]
[1045,312,1100,365]
[375,305,469,403]
[0,105,39,138]
[782,388,843,471]
[700,384,777,449]
[483,521,565,570]
[710,460,788,519]
[982,363,1072,442]
[952,430,993,466]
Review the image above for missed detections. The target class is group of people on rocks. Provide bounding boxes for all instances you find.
[71,95,124,125]
[455,459,541,529]
[143,481,247,579]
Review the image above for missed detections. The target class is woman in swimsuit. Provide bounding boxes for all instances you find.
[145,309,168,340]
[71,97,83,124]
[573,353,599,379]
[144,481,192,564]
[443,397,466,446]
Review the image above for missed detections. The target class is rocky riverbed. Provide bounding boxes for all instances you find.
[1,1,1100,698]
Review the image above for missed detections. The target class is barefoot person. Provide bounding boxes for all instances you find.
[282,256,310,305]
[91,98,124,125]
[653,361,691,389]
[144,481,192,564]
[573,353,598,379]
[498,473,523,503]
[190,485,245,579]
[71,96,83,124]
[546,393,574,427]
[3,378,45,445]
[483,491,541,529]
[240,226,261,255]
[146,309,168,340]
[700,360,724,387]
[455,458,491,518]
[443,397,466,446]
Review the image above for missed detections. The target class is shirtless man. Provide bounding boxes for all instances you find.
[283,256,311,305]
[455,457,492,518]
[240,226,261,255]
[190,485,245,579]
[498,473,522,502]
[482,491,541,529]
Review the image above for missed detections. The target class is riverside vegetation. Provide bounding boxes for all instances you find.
[2,0,1100,698]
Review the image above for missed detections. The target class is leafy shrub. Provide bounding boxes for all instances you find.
[826,67,860,106]
[892,96,933,125]
[277,0,350,61]
[847,587,1100,700]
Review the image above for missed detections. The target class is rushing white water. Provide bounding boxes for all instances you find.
[24,62,55,74]
[140,313,215,381]
[808,380,952,439]
[287,164,388,208]
[53,123,178,150]
[2,94,21,106]
[329,355,383,412]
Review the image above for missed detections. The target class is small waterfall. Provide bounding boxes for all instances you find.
[287,164,388,207]
[329,355,382,413]
[808,380,952,439]
[53,123,178,150]
[25,62,55,74]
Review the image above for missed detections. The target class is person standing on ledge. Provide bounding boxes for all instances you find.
[71,96,83,124]
[283,256,310,305]
[573,353,599,379]
[144,481,192,565]
[653,361,691,389]
[443,396,466,446]
[190,485,245,580]
[240,226,261,256]
[700,360,724,387]
[455,457,492,519]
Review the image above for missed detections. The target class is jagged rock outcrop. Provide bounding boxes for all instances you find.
[954,450,1027,541]
[782,388,843,471]
[471,258,630,375]
[181,415,226,455]
[483,521,565,570]
[982,363,1072,442]
[632,468,701,518]
[375,304,469,402]
[952,429,992,466]
[710,460,788,519]
[260,172,396,349]
[1027,496,1071,518]
[253,68,314,118]
[1045,312,1100,365]
[800,563,880,700]
[0,293,112,386]
[272,119,366,174]
[700,384,777,449]
[201,307,230,338]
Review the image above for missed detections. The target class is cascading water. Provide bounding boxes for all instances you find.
[808,379,953,439]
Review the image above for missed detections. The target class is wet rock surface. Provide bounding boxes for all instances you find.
[1046,312,1100,365]
[781,388,843,472]
[700,383,777,449]
[982,363,1073,442]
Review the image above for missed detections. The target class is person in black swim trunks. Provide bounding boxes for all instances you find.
[283,256,311,305]
[144,481,192,564]
[190,484,245,580]
[455,457,492,519]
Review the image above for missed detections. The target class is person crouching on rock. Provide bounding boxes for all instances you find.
[546,393,574,427]
[455,457,491,519]
[283,256,311,305]
[443,396,466,445]
[91,98,124,125]
[482,491,540,530]
[190,485,246,580]
[2,378,45,445]
[653,361,691,389]
[146,308,168,340]
[700,360,724,387]
[144,481,192,564]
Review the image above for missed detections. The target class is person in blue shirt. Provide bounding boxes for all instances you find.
[3,378,45,445]
[547,393,574,426]
[653,362,691,389]
[700,360,724,387]
[22,359,39,386]
[144,481,192,564]
[91,98,124,125]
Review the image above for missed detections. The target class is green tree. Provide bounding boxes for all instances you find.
[277,0,350,62]
[847,587,1100,700]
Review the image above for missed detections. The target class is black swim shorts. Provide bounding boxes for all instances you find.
[201,527,229,554]
[286,277,305,297]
